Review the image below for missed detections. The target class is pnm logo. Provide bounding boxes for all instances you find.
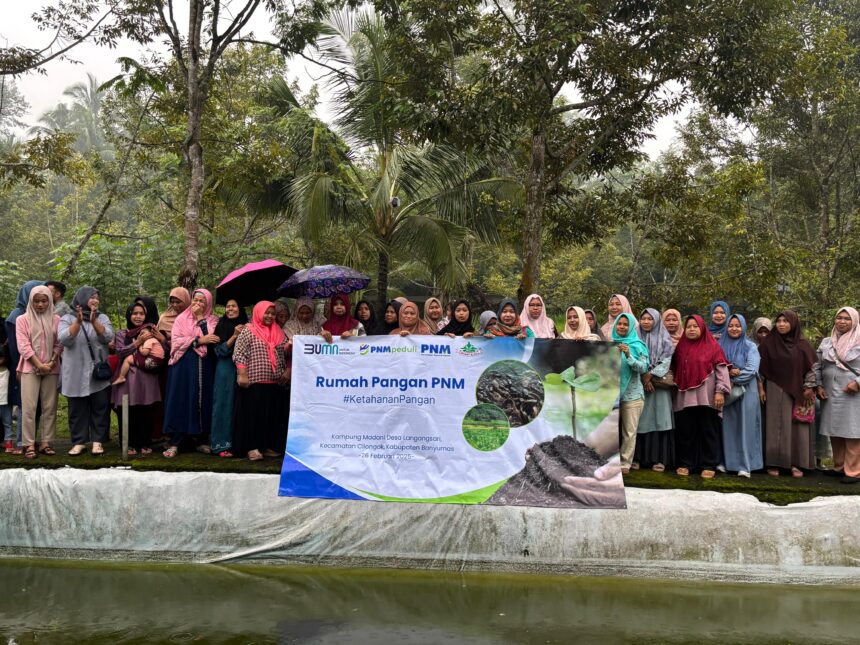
[359,344,370,355]
[303,343,339,355]
[420,344,451,356]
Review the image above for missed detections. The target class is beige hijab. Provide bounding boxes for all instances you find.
[24,285,57,361]
[561,306,600,340]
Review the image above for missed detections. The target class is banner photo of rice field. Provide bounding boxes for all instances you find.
[279,335,625,509]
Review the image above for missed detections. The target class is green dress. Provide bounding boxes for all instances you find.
[210,341,238,452]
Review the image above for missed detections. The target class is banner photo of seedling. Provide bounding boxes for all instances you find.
[279,335,625,509]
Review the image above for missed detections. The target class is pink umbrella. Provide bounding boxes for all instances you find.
[216,259,298,306]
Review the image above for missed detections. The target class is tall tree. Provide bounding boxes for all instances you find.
[376,0,793,300]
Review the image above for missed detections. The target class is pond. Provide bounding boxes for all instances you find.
[0,559,857,644]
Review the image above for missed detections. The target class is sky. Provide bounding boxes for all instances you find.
[2,2,686,158]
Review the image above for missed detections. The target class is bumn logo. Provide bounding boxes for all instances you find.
[303,344,339,355]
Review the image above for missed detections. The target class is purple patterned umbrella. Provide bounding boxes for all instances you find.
[278,264,371,299]
[216,259,298,306]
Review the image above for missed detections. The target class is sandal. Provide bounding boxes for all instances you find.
[621,466,630,475]
[676,467,690,477]
[630,462,640,471]
[163,446,179,458]
[24,446,37,459]
[701,469,716,479]
[767,468,780,477]
[127,448,138,457]
[91,442,104,456]
[791,467,804,478]
[218,451,233,458]
[261,449,282,458]
[652,463,665,473]
[38,445,55,456]
[4,441,18,454]
[195,444,212,454]
[140,447,153,455]
[248,450,264,461]
[68,444,87,456]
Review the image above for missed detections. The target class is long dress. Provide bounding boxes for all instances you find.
[721,345,763,473]
[111,330,161,451]
[634,356,675,467]
[763,373,815,470]
[816,350,860,477]
[210,341,238,453]
[163,349,215,442]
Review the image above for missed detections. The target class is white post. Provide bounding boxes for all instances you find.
[121,394,129,461]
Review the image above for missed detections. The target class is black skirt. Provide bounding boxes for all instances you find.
[634,430,675,468]
[232,383,289,454]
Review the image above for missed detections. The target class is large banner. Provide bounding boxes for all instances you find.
[279,335,625,509]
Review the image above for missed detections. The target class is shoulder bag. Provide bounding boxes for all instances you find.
[81,319,112,381]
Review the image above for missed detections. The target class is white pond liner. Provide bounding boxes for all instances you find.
[1,467,858,585]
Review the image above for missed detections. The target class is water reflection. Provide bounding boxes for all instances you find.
[0,559,857,644]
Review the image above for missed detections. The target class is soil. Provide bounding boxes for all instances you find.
[485,435,607,508]
[476,360,544,427]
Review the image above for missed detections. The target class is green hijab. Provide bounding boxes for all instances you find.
[612,312,649,395]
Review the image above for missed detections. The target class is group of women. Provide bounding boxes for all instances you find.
[2,282,858,482]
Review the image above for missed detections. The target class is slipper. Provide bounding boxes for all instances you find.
[630,462,640,470]
[248,450,264,461]
[791,467,804,478]
[652,463,665,473]
[767,468,780,477]
[68,444,87,456]
[218,451,233,458]
[676,467,690,477]
[261,449,282,458]
[196,444,212,454]
[163,446,179,458]
[4,441,18,454]
[38,445,55,456]
[127,448,138,456]
[701,469,716,479]
[91,442,104,456]
[140,447,153,455]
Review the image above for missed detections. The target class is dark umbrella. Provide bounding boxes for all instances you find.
[278,264,371,299]
[216,259,298,306]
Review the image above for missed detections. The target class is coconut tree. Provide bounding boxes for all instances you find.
[289,9,519,312]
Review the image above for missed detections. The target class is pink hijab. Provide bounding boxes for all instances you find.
[520,294,556,338]
[250,301,286,372]
[823,307,860,371]
[23,285,57,361]
[601,293,633,340]
[662,309,683,347]
[169,288,219,365]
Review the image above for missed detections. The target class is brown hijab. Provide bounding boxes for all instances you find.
[758,310,817,401]
[391,301,433,335]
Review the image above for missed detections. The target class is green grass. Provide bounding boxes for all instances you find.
[462,421,510,451]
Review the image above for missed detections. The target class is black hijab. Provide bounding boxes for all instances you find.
[354,300,377,335]
[214,300,249,342]
[375,300,401,335]
[437,299,474,336]
[135,296,160,326]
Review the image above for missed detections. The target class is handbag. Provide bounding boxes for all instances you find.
[81,320,112,381]
[791,399,815,424]
[650,368,675,390]
[725,382,746,406]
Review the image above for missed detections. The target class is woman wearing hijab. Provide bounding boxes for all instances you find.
[520,294,557,338]
[233,301,290,461]
[354,300,377,335]
[274,298,291,330]
[422,297,446,332]
[601,294,633,340]
[161,289,219,458]
[815,307,860,483]
[758,310,817,477]
[487,299,533,338]
[322,294,365,341]
[374,301,401,335]
[112,300,163,456]
[438,300,475,337]
[718,314,763,477]
[478,311,497,335]
[583,309,606,341]
[634,308,676,472]
[283,297,324,340]
[707,300,731,339]
[752,317,773,345]
[156,287,191,341]
[561,306,601,341]
[5,280,44,451]
[208,299,249,458]
[612,313,649,474]
[671,315,731,478]
[391,301,434,336]
[15,285,62,459]
[661,309,683,347]
[59,286,115,456]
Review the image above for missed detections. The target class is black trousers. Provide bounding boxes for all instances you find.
[674,405,722,471]
[116,404,155,450]
[68,388,111,446]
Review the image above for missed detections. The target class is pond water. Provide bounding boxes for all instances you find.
[0,559,857,644]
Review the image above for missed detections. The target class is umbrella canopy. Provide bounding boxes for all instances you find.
[216,259,298,306]
[278,264,371,299]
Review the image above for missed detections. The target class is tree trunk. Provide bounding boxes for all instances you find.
[376,244,390,317]
[178,0,206,290]
[518,128,547,302]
